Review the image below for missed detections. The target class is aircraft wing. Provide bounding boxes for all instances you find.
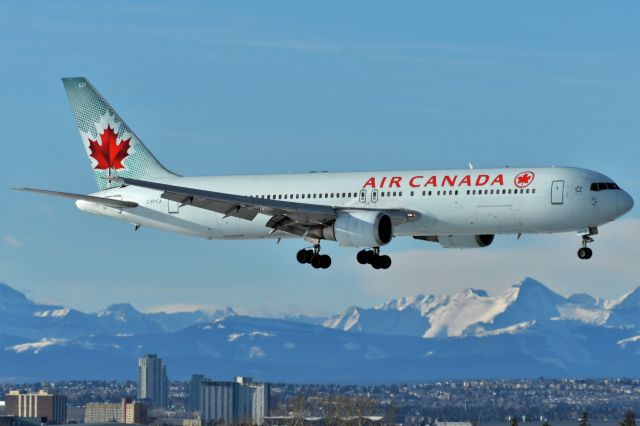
[14,188,139,208]
[113,177,417,236]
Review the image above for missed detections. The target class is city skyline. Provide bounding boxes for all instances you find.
[1,2,639,315]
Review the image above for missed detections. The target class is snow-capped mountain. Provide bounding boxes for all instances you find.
[1,279,638,382]
[323,278,639,338]
[0,283,234,339]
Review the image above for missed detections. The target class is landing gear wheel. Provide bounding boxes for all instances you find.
[356,248,391,269]
[577,230,596,260]
[300,244,331,269]
[297,249,312,264]
[577,247,593,260]
[357,250,373,265]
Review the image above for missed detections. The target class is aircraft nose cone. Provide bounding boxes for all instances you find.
[617,191,634,216]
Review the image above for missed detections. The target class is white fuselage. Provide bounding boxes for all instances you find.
[76,166,633,243]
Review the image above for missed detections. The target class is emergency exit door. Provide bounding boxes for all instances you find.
[551,180,564,204]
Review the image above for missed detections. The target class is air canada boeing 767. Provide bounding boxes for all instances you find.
[17,78,634,269]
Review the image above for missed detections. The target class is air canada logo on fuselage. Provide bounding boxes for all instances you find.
[514,171,535,188]
[362,174,506,189]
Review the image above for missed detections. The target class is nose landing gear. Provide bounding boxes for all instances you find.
[577,227,597,260]
[297,245,331,269]
[357,247,392,270]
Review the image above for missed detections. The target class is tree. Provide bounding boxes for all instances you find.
[620,411,636,426]
[579,412,589,426]
[542,420,552,426]
[511,416,519,426]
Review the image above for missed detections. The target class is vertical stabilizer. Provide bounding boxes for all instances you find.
[62,77,176,190]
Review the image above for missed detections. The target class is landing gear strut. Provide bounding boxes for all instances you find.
[577,227,597,260]
[297,245,331,269]
[357,247,392,270]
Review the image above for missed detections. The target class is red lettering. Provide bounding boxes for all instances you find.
[389,176,402,188]
[443,175,457,186]
[363,177,376,188]
[409,175,423,188]
[458,175,472,186]
[476,174,489,186]
[424,176,438,187]
[491,174,504,186]
[380,177,387,188]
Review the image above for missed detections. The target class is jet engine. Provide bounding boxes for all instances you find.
[314,211,393,247]
[414,234,494,248]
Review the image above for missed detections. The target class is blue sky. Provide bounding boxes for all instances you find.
[1,1,639,315]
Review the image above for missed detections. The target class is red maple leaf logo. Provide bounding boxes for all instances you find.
[88,125,131,170]
[514,171,535,188]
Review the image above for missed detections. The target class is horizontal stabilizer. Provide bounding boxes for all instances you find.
[14,188,138,208]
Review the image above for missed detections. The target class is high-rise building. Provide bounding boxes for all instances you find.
[4,390,67,425]
[188,374,205,413]
[138,354,168,408]
[84,398,147,424]
[201,377,270,426]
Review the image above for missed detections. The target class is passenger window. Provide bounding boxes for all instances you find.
[342,193,346,197]
[313,194,317,199]
[437,191,441,195]
[429,191,432,196]
[399,191,402,196]
[422,190,426,196]
[410,191,414,196]
[381,192,385,197]
[502,189,506,194]
[526,189,530,194]
[449,190,453,195]
[532,189,536,194]
[467,190,470,195]
[455,190,458,195]
[472,190,476,195]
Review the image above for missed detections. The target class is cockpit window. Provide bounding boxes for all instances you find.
[591,182,621,191]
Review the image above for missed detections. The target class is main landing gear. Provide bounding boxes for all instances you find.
[357,247,392,270]
[297,245,332,269]
[577,227,597,260]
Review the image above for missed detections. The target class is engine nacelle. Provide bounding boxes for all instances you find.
[415,234,494,248]
[318,211,393,247]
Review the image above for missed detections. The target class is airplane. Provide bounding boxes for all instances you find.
[16,78,634,269]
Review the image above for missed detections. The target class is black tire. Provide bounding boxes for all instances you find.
[584,247,593,259]
[296,249,309,264]
[310,255,322,269]
[379,255,392,269]
[356,250,370,264]
[371,256,382,269]
[577,248,588,259]
[320,255,332,269]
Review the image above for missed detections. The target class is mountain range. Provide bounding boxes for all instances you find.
[1,278,638,383]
